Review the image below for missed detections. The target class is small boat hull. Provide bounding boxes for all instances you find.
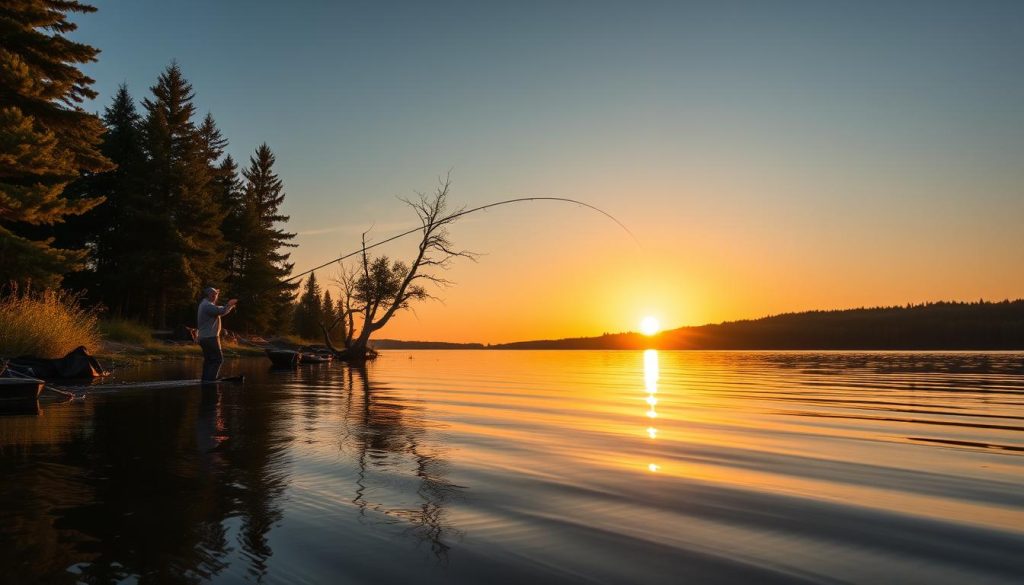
[0,378,44,402]
[299,353,333,364]
[265,349,300,368]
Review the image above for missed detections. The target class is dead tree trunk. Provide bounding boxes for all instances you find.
[327,175,474,362]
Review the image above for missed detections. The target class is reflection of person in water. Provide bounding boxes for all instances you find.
[344,365,463,561]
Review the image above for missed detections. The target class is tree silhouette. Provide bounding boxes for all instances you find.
[322,175,474,360]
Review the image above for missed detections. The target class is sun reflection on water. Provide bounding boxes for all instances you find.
[643,349,660,473]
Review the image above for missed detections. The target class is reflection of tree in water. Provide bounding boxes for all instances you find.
[47,390,231,584]
[22,380,294,584]
[341,365,464,562]
[213,382,293,582]
[0,362,462,581]
[0,402,96,584]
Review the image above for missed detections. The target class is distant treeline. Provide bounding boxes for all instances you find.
[490,301,1024,350]
[370,339,486,350]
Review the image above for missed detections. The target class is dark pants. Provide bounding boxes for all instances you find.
[199,336,223,382]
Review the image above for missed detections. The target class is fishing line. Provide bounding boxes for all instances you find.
[255,197,639,297]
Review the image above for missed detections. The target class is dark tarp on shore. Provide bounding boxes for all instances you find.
[7,346,109,379]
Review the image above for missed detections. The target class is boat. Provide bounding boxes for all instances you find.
[0,377,44,402]
[5,346,108,379]
[266,348,300,368]
[265,348,334,367]
[299,352,333,364]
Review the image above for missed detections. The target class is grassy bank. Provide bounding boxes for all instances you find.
[98,337,267,366]
[0,286,101,359]
[0,285,331,370]
[97,318,270,364]
[0,288,268,366]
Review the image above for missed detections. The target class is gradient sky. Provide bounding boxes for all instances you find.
[75,1,1023,342]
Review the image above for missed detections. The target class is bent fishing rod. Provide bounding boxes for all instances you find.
[249,196,638,299]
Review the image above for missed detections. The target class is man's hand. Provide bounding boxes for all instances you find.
[227,299,239,307]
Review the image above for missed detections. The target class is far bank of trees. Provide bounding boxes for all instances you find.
[492,300,1024,350]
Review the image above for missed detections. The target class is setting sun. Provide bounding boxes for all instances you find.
[639,316,661,336]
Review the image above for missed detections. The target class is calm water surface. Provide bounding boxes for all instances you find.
[0,351,1022,584]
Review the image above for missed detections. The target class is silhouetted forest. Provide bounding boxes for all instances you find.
[489,301,1024,350]
[371,339,485,350]
[0,2,312,333]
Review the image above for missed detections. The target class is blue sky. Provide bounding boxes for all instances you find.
[73,1,1024,341]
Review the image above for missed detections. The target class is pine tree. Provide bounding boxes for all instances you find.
[216,154,244,285]
[321,289,337,337]
[139,63,224,326]
[229,144,297,333]
[58,84,148,312]
[196,112,241,295]
[293,273,323,340]
[197,113,227,166]
[0,0,114,285]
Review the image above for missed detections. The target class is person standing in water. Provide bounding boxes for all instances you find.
[197,286,238,382]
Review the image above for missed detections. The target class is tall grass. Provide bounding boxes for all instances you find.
[0,285,100,359]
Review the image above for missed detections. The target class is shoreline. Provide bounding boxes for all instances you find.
[95,339,267,367]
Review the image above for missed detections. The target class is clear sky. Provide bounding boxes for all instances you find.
[75,1,1023,342]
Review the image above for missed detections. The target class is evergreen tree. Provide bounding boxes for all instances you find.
[321,289,337,337]
[139,63,224,326]
[229,144,297,333]
[293,272,323,340]
[196,113,242,295]
[59,84,147,312]
[0,0,113,285]
[216,154,244,285]
[272,299,295,337]
[197,113,227,166]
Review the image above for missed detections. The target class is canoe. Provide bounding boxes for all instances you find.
[0,377,44,402]
[266,349,300,368]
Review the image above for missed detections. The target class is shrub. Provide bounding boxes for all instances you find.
[0,284,101,359]
[99,318,153,344]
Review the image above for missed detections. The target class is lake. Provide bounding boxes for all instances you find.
[0,350,1022,584]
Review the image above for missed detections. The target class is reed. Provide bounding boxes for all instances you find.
[0,284,101,359]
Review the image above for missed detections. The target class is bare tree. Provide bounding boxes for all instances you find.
[328,261,361,350]
[323,175,474,360]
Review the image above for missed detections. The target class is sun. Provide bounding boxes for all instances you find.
[639,316,661,336]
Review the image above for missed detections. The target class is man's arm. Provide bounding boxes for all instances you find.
[202,302,235,317]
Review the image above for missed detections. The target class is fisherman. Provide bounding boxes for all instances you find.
[197,286,238,382]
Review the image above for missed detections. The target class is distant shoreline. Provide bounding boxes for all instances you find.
[372,300,1024,351]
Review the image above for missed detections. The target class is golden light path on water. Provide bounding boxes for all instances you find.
[644,349,660,472]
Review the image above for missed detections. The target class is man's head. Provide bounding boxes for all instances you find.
[202,286,219,301]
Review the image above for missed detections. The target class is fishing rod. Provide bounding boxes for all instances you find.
[251,196,639,297]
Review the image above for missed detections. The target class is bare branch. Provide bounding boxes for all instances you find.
[335,174,476,357]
